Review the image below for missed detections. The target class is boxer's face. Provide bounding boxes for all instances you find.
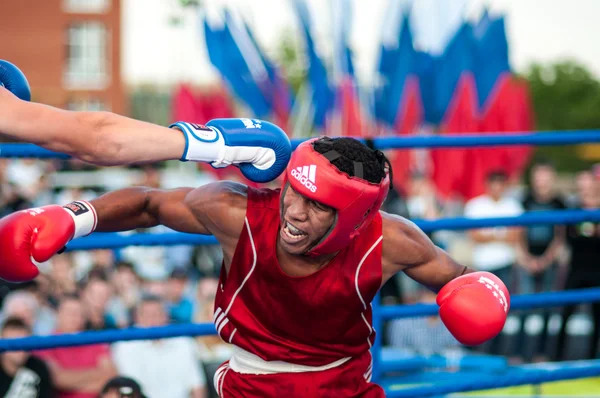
[280,186,335,255]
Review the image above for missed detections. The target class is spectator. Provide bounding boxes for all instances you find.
[1,290,55,336]
[112,294,207,398]
[405,172,441,220]
[464,170,524,288]
[22,279,57,336]
[140,279,167,299]
[99,376,147,398]
[47,254,78,307]
[4,159,50,207]
[518,160,566,286]
[80,273,117,330]
[72,249,116,283]
[166,269,194,323]
[36,295,117,398]
[0,160,34,217]
[517,160,566,361]
[194,279,230,361]
[554,170,600,361]
[194,288,233,398]
[107,262,141,328]
[194,278,219,320]
[0,317,53,398]
[120,238,169,281]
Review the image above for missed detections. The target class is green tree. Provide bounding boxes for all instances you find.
[525,60,600,171]
[273,29,307,96]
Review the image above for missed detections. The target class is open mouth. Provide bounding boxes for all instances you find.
[281,221,308,242]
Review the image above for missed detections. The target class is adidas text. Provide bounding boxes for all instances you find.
[291,169,317,192]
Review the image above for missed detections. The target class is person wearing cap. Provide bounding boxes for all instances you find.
[98,376,146,398]
[111,294,207,398]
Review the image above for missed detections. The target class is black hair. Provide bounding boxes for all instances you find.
[531,158,556,171]
[138,293,164,306]
[100,376,146,398]
[1,316,31,334]
[57,293,81,309]
[486,169,509,182]
[116,261,135,271]
[79,267,109,290]
[312,137,392,186]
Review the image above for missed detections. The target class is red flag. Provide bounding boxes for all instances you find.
[502,76,534,178]
[388,76,424,194]
[171,84,206,124]
[431,73,480,200]
[464,74,534,199]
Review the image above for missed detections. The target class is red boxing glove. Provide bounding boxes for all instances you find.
[437,271,510,346]
[0,201,97,283]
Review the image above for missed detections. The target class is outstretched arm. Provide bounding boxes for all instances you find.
[380,211,509,346]
[90,181,247,242]
[0,181,246,282]
[0,88,186,166]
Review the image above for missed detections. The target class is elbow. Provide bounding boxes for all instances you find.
[75,112,125,166]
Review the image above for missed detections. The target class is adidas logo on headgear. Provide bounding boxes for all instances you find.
[291,165,317,192]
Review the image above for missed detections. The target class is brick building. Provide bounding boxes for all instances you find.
[0,0,125,114]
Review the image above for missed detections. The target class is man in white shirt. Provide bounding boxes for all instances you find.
[464,170,524,288]
[111,295,207,398]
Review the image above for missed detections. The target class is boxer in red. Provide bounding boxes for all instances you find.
[0,132,509,397]
[0,64,509,397]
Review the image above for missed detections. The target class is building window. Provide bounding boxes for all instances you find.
[67,98,108,111]
[65,22,109,89]
[63,0,111,13]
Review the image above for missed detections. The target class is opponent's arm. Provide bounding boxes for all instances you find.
[0,61,291,170]
[0,87,186,166]
[381,211,510,346]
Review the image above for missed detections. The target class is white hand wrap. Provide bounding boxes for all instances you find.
[62,201,97,239]
[172,122,275,169]
[172,122,226,164]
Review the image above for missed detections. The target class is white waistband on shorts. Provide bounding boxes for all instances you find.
[229,346,351,375]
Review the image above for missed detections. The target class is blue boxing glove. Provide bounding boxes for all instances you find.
[0,60,31,101]
[170,118,291,183]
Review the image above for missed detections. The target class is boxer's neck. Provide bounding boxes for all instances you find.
[276,244,337,278]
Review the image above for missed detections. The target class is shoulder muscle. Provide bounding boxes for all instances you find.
[185,181,248,246]
[381,211,436,273]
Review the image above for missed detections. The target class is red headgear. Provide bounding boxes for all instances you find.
[281,138,390,257]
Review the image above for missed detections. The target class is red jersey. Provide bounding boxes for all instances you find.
[36,343,111,398]
[214,187,383,367]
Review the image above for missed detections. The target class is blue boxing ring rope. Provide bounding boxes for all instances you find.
[63,209,600,251]
[2,130,600,158]
[3,131,600,396]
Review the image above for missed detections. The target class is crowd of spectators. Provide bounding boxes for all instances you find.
[383,160,600,365]
[0,153,599,397]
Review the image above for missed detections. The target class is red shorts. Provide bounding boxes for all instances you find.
[213,351,385,398]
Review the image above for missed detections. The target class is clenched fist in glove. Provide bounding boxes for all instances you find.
[0,202,96,282]
[437,271,510,346]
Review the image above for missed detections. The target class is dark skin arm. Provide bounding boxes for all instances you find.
[381,211,475,292]
[89,181,247,273]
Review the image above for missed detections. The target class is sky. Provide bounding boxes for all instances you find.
[121,0,600,85]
